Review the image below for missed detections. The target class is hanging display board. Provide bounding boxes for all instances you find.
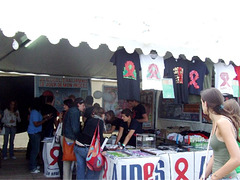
[35,76,90,112]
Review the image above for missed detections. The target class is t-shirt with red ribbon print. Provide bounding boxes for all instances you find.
[110,48,141,101]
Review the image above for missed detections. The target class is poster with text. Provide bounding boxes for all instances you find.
[35,76,89,112]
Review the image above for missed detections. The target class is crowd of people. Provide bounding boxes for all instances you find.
[0,91,147,180]
[1,87,240,179]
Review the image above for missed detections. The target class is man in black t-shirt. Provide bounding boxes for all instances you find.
[41,95,58,138]
[127,100,148,133]
[39,94,58,168]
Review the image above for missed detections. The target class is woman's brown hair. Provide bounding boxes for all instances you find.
[92,107,105,117]
[223,99,240,116]
[7,100,18,112]
[121,108,133,118]
[105,110,115,122]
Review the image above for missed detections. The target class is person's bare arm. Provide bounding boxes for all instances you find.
[200,155,213,179]
[123,129,135,146]
[210,119,240,179]
[115,127,123,145]
[33,116,52,127]
[106,126,116,134]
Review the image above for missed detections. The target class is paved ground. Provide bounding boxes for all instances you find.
[0,133,61,180]
[0,150,61,180]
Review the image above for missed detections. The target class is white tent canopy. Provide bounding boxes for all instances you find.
[0,0,240,76]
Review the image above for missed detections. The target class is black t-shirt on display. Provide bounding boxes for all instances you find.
[164,57,189,104]
[110,48,141,101]
[187,57,209,95]
[120,118,142,146]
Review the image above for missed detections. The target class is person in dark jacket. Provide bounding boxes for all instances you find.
[58,98,73,180]
[62,97,85,180]
[74,107,106,180]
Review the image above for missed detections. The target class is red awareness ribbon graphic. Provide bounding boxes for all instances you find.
[177,67,183,84]
[147,64,160,80]
[220,72,230,87]
[188,70,200,89]
[102,156,108,179]
[175,158,189,180]
[50,146,60,165]
[124,61,136,79]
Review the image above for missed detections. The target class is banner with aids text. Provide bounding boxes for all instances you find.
[102,150,213,180]
[102,153,170,180]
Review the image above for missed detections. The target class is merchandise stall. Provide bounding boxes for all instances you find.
[1,1,240,179]
[99,47,240,179]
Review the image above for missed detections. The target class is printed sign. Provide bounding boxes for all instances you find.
[232,80,240,97]
[162,78,175,99]
[38,76,88,88]
[102,154,170,180]
[35,76,89,112]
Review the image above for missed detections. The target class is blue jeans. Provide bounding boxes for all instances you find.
[28,133,41,171]
[2,126,16,157]
[74,145,101,180]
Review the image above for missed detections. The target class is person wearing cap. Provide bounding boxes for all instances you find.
[62,97,85,180]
